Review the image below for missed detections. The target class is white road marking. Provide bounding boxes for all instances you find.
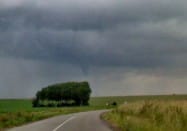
[52,116,75,131]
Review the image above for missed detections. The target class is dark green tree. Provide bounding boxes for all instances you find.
[33,81,92,107]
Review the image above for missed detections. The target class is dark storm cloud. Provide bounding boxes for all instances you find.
[0,0,187,97]
[1,0,187,69]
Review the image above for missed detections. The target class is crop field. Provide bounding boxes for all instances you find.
[0,95,187,130]
[103,95,187,131]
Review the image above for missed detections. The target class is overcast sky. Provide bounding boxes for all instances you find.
[0,0,187,98]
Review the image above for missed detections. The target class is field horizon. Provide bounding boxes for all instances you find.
[1,93,187,99]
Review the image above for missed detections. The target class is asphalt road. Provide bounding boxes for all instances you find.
[8,110,112,131]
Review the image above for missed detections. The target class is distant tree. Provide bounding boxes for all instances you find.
[33,81,92,107]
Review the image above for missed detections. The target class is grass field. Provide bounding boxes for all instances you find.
[102,95,187,131]
[0,95,187,130]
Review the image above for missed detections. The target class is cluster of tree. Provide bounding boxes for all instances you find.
[32,81,92,107]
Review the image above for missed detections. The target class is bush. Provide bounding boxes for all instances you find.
[112,101,117,106]
[32,99,39,107]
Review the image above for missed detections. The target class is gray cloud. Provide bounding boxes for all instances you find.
[0,0,187,98]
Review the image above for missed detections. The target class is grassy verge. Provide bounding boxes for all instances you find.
[0,106,106,130]
[102,100,187,131]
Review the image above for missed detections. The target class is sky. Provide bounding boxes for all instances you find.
[0,0,187,98]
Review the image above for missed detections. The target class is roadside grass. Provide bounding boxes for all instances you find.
[0,106,104,130]
[103,100,187,131]
[0,97,116,130]
[0,94,187,130]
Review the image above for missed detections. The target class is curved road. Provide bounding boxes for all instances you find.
[8,110,111,131]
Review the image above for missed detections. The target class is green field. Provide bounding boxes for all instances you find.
[0,95,187,130]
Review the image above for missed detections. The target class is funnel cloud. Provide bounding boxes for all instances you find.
[0,0,187,98]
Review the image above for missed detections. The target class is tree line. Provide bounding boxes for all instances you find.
[32,81,92,107]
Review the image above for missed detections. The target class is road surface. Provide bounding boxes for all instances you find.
[8,110,112,131]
